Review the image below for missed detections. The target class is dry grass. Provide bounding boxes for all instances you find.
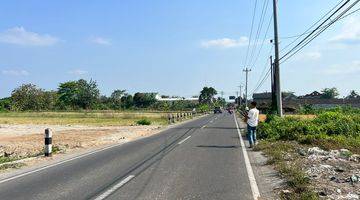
[0,111,170,126]
[285,114,317,120]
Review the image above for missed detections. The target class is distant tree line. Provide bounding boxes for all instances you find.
[320,88,359,99]
[0,80,225,112]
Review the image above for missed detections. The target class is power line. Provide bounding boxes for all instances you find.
[280,0,351,61]
[280,0,360,64]
[248,0,271,68]
[280,6,360,40]
[251,45,274,94]
[280,0,349,53]
[250,15,273,68]
[252,67,272,95]
[243,0,258,67]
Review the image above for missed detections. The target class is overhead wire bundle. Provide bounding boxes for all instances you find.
[280,0,360,64]
[250,0,360,95]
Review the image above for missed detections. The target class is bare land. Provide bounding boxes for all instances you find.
[0,111,194,171]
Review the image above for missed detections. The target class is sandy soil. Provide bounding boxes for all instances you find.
[0,124,162,159]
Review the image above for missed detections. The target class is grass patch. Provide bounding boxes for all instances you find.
[136,118,152,125]
[0,163,26,171]
[0,156,18,164]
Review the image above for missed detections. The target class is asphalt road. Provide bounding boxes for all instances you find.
[0,113,254,200]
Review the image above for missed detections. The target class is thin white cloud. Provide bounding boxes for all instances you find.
[68,69,88,75]
[324,60,360,75]
[296,51,322,61]
[201,37,249,48]
[0,27,59,46]
[2,69,29,76]
[330,16,360,44]
[89,36,111,45]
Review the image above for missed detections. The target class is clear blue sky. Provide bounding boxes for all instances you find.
[0,0,359,98]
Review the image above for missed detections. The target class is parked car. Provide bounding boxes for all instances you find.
[214,107,222,114]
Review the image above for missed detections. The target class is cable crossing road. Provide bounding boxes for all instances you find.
[0,114,258,200]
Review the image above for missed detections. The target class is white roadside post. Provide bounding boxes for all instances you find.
[45,128,52,157]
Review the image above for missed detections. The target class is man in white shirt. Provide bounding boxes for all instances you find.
[245,101,259,148]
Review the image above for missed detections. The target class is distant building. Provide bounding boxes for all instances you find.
[155,94,199,102]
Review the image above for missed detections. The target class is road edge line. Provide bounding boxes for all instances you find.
[233,114,260,200]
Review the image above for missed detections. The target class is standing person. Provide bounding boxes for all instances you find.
[246,101,259,148]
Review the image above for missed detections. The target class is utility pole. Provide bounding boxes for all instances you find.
[272,0,283,117]
[270,56,276,113]
[237,85,243,107]
[243,68,251,108]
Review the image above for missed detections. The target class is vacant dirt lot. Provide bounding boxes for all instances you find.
[0,124,162,160]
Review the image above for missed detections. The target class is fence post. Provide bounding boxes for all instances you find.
[172,114,175,123]
[45,128,52,157]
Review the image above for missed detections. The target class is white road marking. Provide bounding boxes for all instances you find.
[94,175,135,200]
[178,136,191,145]
[0,142,127,184]
[233,114,261,200]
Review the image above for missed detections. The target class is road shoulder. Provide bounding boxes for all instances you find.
[238,118,284,200]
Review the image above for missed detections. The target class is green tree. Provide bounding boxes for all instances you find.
[76,79,100,109]
[0,97,11,111]
[346,90,360,99]
[215,97,226,107]
[110,89,126,109]
[11,84,48,111]
[321,87,339,99]
[199,87,217,104]
[121,94,134,109]
[57,79,100,109]
[133,93,157,108]
[57,81,78,109]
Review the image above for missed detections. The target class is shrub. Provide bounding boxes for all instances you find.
[258,111,360,153]
[136,118,152,125]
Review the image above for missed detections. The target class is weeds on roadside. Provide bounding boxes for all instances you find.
[136,118,152,125]
[255,141,319,200]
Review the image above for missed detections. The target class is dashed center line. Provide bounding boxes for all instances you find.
[178,136,191,145]
[94,175,135,200]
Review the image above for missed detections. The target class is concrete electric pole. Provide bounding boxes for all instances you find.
[243,68,251,108]
[272,0,283,117]
[237,85,243,107]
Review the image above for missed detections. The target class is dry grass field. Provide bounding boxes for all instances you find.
[0,111,170,126]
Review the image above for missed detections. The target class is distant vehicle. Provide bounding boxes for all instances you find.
[214,107,222,114]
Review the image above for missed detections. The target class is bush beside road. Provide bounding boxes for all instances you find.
[254,108,360,199]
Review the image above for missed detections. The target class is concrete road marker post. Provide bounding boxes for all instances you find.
[44,128,52,157]
[172,114,175,123]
